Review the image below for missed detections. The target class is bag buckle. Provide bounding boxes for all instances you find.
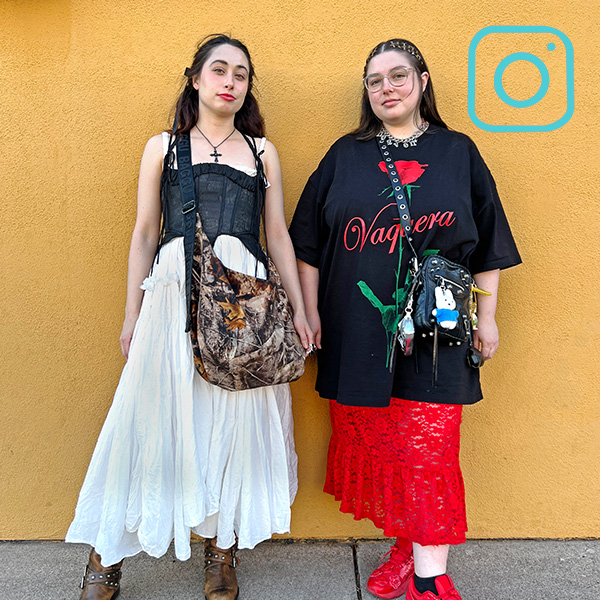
[182,200,196,215]
[409,256,419,276]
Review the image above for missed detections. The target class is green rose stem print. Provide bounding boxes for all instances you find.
[357,240,404,367]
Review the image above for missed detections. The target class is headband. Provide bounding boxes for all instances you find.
[367,40,425,67]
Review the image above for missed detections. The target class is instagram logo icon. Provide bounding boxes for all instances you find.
[468,26,574,132]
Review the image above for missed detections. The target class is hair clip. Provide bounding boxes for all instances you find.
[184,67,192,77]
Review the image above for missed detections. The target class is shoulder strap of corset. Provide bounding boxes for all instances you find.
[156,131,177,266]
[241,135,268,190]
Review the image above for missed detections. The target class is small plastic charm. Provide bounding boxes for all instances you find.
[432,286,459,330]
[398,314,415,356]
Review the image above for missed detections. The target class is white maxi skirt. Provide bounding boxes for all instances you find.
[66,236,298,566]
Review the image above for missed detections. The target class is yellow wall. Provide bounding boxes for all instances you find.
[1,0,599,540]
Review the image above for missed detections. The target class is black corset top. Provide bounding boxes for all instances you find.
[158,162,264,262]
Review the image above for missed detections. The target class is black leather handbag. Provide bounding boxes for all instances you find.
[413,254,472,343]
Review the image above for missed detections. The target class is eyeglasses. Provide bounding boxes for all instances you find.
[363,67,416,93]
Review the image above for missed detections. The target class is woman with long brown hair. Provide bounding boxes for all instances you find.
[66,34,312,600]
[290,39,520,599]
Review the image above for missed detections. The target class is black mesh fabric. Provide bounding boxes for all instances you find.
[158,162,264,264]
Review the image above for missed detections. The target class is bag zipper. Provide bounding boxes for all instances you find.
[435,275,467,293]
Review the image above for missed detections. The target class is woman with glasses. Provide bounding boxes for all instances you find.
[289,39,520,599]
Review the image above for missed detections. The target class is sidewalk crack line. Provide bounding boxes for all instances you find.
[352,542,363,600]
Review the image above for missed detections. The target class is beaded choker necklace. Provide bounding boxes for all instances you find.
[377,121,429,148]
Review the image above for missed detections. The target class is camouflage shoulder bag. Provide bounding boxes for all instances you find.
[174,130,305,391]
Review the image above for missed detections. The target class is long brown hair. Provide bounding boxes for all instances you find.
[171,34,265,137]
[351,39,448,141]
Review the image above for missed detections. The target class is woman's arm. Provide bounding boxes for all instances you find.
[472,268,500,360]
[261,140,314,352]
[119,134,163,359]
[296,260,321,349]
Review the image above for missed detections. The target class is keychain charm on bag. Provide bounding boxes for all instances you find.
[390,310,414,371]
[396,261,418,358]
[397,306,415,357]
[466,283,492,369]
[391,257,418,368]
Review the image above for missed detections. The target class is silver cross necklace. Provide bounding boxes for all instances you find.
[195,125,236,163]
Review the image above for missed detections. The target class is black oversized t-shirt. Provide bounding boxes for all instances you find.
[289,126,521,408]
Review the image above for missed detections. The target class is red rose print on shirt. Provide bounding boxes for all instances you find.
[378,160,429,185]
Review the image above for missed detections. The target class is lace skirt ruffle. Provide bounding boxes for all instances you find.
[324,397,466,546]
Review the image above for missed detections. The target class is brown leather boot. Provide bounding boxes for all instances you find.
[204,537,239,600]
[79,548,123,599]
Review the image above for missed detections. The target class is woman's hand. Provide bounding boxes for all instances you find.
[472,315,499,360]
[472,269,500,360]
[119,314,139,360]
[296,260,321,351]
[306,310,321,350]
[293,312,316,356]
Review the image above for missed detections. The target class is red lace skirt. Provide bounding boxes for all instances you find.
[324,397,467,546]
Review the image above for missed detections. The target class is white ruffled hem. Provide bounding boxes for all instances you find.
[66,236,298,565]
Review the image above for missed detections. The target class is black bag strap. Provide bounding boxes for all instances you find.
[173,127,197,332]
[376,136,419,265]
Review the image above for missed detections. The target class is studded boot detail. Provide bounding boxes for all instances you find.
[79,548,123,600]
[204,537,239,600]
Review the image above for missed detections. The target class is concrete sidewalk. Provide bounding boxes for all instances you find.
[1,539,598,600]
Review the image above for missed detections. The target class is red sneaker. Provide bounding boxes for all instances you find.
[406,574,463,599]
[366,540,415,599]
